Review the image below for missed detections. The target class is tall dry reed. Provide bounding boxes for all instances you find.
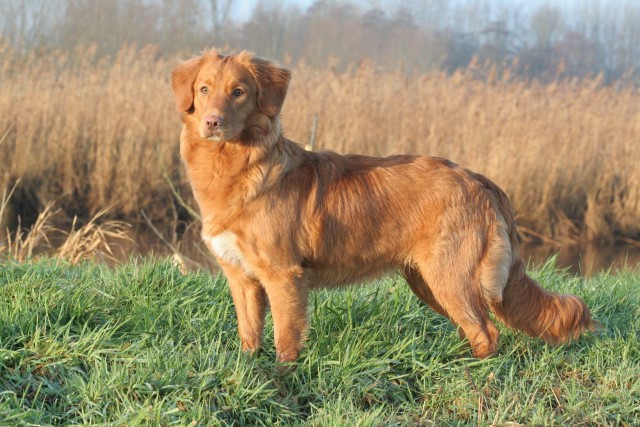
[0,45,180,221]
[285,63,640,242]
[1,45,639,244]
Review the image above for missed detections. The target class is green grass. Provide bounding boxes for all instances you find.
[0,257,638,426]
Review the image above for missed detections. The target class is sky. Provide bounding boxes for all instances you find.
[233,0,600,23]
[236,0,315,21]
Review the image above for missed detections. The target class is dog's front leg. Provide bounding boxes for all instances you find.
[219,261,267,354]
[259,267,309,364]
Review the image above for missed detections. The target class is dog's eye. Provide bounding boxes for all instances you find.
[200,86,209,95]
[232,88,245,97]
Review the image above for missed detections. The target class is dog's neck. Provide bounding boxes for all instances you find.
[180,116,299,229]
[241,116,283,152]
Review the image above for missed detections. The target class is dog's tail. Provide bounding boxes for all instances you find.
[489,260,598,345]
[473,171,598,345]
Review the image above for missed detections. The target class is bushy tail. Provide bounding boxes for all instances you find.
[472,169,598,345]
[491,261,598,345]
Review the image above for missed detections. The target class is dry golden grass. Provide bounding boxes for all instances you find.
[0,45,178,220]
[1,45,639,244]
[2,199,56,262]
[57,208,131,264]
[0,197,131,264]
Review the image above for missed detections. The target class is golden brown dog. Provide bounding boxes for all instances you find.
[171,50,596,364]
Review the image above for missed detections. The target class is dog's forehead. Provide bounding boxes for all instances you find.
[195,55,255,88]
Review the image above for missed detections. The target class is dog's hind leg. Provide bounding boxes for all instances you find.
[403,267,449,317]
[414,258,500,359]
[402,267,467,339]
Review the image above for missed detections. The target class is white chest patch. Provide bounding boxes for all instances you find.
[204,231,251,273]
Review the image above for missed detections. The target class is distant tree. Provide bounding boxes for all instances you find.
[510,5,562,81]
[555,31,603,79]
[242,2,292,59]
[441,30,478,72]
[0,0,63,50]
[1,0,639,82]
[530,5,563,49]
[477,21,514,68]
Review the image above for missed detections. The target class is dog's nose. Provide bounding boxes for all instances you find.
[204,115,223,131]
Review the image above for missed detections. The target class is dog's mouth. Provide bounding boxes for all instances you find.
[200,128,239,142]
[204,131,225,142]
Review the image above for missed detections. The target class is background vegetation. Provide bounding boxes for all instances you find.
[3,0,640,82]
[1,44,639,248]
[1,0,640,249]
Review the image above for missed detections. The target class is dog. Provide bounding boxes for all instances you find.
[171,49,596,365]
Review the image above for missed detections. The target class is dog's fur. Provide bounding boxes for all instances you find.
[171,50,597,364]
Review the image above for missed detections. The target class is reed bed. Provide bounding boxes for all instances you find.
[1,45,639,245]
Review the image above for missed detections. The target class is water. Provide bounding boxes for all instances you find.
[162,237,640,277]
[520,242,640,276]
[3,220,639,277]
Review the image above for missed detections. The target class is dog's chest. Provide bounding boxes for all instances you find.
[204,230,251,273]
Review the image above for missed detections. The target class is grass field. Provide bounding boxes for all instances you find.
[0,257,638,426]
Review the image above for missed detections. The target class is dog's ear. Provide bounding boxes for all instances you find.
[171,56,203,113]
[248,56,291,118]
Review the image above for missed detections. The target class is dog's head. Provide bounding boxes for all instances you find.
[171,50,291,142]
